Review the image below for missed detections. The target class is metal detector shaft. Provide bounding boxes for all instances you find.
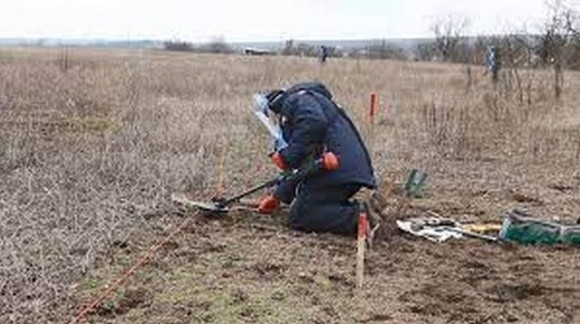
[218,159,322,208]
[220,177,280,206]
[173,161,325,214]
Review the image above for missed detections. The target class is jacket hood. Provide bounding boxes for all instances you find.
[269,82,333,115]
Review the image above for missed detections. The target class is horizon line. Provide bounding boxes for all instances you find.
[0,31,542,45]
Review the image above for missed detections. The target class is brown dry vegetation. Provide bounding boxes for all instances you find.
[0,47,579,323]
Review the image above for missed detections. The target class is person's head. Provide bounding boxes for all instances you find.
[265,89,285,115]
[260,82,333,117]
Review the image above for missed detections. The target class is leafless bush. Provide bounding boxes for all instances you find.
[280,40,320,57]
[163,37,233,54]
[430,14,470,62]
[538,0,580,98]
[59,46,71,71]
[163,40,193,52]
[417,60,563,160]
[203,37,234,54]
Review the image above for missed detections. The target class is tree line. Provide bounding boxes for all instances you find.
[163,1,579,76]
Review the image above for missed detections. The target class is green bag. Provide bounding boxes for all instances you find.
[561,226,580,245]
[499,210,579,245]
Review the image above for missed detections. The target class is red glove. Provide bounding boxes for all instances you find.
[270,152,287,171]
[258,195,280,214]
[321,152,339,171]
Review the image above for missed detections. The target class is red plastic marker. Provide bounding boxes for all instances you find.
[369,93,377,124]
[357,212,369,238]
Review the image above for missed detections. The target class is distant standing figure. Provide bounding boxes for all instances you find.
[485,46,501,84]
[319,46,330,64]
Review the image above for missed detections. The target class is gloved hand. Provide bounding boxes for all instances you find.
[321,152,339,171]
[270,152,287,171]
[258,194,280,214]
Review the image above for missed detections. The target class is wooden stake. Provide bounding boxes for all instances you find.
[356,212,368,289]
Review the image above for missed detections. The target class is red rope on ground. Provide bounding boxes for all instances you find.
[68,192,212,324]
[69,146,270,323]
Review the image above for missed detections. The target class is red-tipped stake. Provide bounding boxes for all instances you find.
[356,212,368,289]
[369,93,377,124]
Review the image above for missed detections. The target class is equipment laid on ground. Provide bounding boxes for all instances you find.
[396,216,463,242]
[403,169,428,198]
[499,209,580,245]
[172,152,339,215]
[399,208,580,245]
[393,169,428,220]
[464,223,502,234]
[398,211,501,243]
[443,226,498,242]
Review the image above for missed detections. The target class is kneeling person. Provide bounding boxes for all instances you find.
[256,82,377,236]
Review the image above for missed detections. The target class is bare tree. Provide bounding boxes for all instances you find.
[497,33,539,104]
[163,40,193,52]
[538,0,579,99]
[204,36,233,54]
[430,14,470,62]
[281,39,295,56]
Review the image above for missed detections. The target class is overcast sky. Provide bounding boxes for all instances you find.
[1,0,575,42]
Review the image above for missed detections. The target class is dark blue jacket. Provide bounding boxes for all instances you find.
[272,82,376,189]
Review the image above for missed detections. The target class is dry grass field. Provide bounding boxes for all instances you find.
[1,47,579,323]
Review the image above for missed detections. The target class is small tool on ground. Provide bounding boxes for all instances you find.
[173,152,339,215]
[394,169,428,219]
[442,226,498,242]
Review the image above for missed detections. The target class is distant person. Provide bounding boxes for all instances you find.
[319,46,330,63]
[253,82,381,237]
[485,45,501,84]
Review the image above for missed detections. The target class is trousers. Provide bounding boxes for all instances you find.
[275,179,361,236]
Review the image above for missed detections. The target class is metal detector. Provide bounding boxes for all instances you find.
[172,153,339,215]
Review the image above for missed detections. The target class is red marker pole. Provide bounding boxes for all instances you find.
[369,93,377,124]
[356,212,368,289]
